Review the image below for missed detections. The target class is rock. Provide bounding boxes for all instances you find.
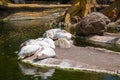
[75,12,110,36]
[71,16,81,24]
[59,60,73,68]
[22,45,120,75]
[116,70,120,74]
[116,38,120,47]
[13,0,25,4]
[106,22,120,33]
[107,22,118,29]
[87,35,119,46]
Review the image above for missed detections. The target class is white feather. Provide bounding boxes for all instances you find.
[37,40,51,48]
[20,39,39,48]
[55,38,71,48]
[37,48,56,59]
[43,28,61,39]
[43,38,55,49]
[54,30,72,40]
[35,38,44,41]
[18,45,41,59]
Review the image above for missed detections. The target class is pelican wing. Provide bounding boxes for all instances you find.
[43,38,55,49]
[18,45,40,58]
[37,48,56,59]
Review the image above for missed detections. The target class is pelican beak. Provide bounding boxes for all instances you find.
[18,56,24,60]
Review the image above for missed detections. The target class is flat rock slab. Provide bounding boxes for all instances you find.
[116,39,120,46]
[22,46,120,75]
[87,35,119,46]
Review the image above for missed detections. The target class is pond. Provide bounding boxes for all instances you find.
[0,20,120,80]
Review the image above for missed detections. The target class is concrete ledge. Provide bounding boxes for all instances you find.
[21,46,120,75]
[22,58,120,75]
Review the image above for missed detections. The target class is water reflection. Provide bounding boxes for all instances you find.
[18,63,55,80]
[103,75,119,80]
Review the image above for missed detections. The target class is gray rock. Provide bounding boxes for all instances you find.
[116,38,120,47]
[116,70,120,74]
[75,12,110,36]
[87,35,119,46]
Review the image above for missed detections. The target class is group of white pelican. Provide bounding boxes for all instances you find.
[18,28,73,59]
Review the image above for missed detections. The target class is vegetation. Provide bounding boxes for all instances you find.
[101,0,120,21]
[0,0,8,6]
[60,0,120,24]
[64,0,91,24]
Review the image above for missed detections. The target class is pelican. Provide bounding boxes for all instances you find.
[37,40,51,48]
[34,47,56,59]
[20,38,44,47]
[42,38,55,49]
[35,38,44,41]
[54,38,71,48]
[20,39,38,48]
[36,38,55,49]
[43,28,61,39]
[43,28,72,40]
[53,30,72,40]
[20,38,55,49]
[18,45,41,59]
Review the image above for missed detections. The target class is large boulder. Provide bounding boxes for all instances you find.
[75,12,110,36]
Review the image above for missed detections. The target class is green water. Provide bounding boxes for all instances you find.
[0,20,120,80]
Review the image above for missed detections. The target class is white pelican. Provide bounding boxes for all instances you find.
[37,40,51,48]
[43,28,72,40]
[43,28,61,39]
[42,38,55,49]
[34,47,56,59]
[18,45,41,59]
[35,38,44,41]
[54,38,71,48]
[53,30,72,40]
[20,38,55,49]
[35,38,55,48]
[36,38,55,49]
[20,39,38,48]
